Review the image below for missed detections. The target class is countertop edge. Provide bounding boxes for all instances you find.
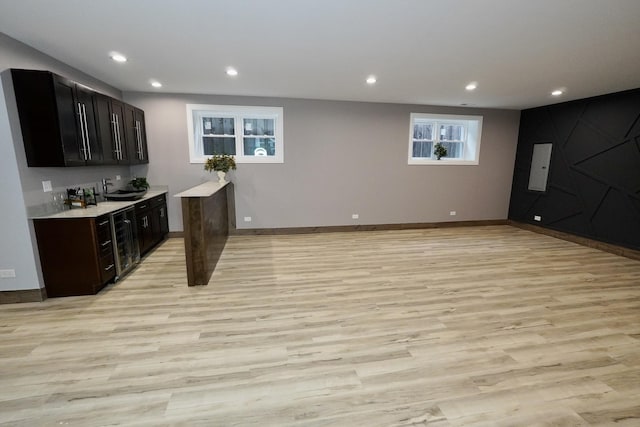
[29,190,169,220]
[174,181,230,198]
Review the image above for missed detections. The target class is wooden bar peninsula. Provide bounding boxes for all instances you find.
[174,181,235,286]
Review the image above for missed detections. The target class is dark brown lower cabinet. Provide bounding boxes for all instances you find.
[33,215,116,297]
[136,194,169,256]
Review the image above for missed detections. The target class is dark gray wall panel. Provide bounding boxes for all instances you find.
[509,88,640,250]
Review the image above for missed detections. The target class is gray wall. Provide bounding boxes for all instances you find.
[0,33,129,291]
[124,92,521,231]
[0,78,37,291]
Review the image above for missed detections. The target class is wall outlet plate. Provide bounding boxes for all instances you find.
[352,214,359,219]
[42,180,52,192]
[244,216,252,222]
[0,269,16,278]
[534,215,542,222]
[450,211,456,216]
[116,175,121,181]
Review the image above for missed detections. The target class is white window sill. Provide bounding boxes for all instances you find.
[190,157,283,164]
[408,159,479,166]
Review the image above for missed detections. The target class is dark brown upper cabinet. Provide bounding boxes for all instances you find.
[95,95,130,164]
[11,69,104,166]
[124,104,149,164]
[11,68,149,167]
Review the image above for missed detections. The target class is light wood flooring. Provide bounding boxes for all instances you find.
[1,225,640,426]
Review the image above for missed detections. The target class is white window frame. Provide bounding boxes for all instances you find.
[187,104,284,164]
[408,113,483,165]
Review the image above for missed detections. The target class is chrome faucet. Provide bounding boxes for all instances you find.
[102,178,113,196]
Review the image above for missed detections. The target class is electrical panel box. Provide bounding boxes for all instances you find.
[528,143,552,192]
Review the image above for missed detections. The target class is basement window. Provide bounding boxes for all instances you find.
[408,113,483,165]
[187,104,284,163]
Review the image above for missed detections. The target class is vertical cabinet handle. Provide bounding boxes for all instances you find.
[81,103,92,160]
[112,113,123,160]
[135,120,143,160]
[111,113,120,158]
[77,102,88,160]
[115,114,123,160]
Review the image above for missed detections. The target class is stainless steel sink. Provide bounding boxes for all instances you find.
[104,189,147,201]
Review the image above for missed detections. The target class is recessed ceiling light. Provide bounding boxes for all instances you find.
[551,89,564,96]
[226,67,238,77]
[366,75,377,85]
[465,82,477,91]
[110,52,127,63]
[150,81,162,88]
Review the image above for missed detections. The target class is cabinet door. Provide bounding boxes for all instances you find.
[74,86,102,165]
[111,100,130,163]
[52,76,85,166]
[158,203,169,236]
[149,195,168,244]
[134,108,149,163]
[95,94,118,165]
[95,96,129,164]
[150,206,162,246]
[139,212,154,255]
[125,104,149,164]
[136,201,154,255]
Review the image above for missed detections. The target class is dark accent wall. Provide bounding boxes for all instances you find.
[509,88,640,250]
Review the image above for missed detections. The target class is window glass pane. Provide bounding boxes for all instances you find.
[412,141,433,158]
[203,137,236,155]
[439,124,464,141]
[244,118,275,136]
[189,105,283,163]
[440,141,463,158]
[243,137,276,156]
[203,117,234,135]
[413,123,433,140]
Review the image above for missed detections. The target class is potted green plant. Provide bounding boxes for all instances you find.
[129,177,150,191]
[434,143,447,160]
[204,154,237,183]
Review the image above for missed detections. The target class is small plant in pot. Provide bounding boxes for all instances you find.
[129,177,150,192]
[434,143,447,160]
[204,154,236,183]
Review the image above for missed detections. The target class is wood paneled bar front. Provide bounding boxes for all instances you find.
[174,181,235,286]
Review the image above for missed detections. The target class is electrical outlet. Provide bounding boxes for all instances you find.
[534,215,542,222]
[244,216,252,222]
[0,269,16,278]
[116,175,121,181]
[42,180,52,192]
[352,214,359,219]
[449,211,456,216]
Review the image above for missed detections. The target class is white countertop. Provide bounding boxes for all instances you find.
[30,190,168,219]
[174,181,229,198]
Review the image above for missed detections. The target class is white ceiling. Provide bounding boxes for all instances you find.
[1,0,640,109]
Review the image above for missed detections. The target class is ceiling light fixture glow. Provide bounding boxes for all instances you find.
[551,89,564,96]
[226,67,238,76]
[110,53,127,63]
[465,82,477,91]
[366,75,377,85]
[150,81,162,88]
